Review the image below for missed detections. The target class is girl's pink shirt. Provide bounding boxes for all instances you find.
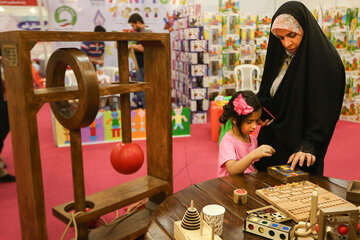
[218,132,258,177]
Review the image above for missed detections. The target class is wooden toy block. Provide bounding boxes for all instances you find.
[233,189,247,204]
[244,214,293,240]
[346,180,360,203]
[267,165,309,183]
[256,181,356,222]
[246,205,291,223]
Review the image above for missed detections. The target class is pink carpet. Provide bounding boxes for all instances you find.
[0,104,359,239]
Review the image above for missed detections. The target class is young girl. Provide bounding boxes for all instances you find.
[218,91,275,177]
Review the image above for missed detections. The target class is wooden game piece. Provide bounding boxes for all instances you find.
[246,205,291,223]
[174,201,222,240]
[211,224,215,240]
[292,191,318,239]
[309,191,318,234]
[256,181,356,222]
[233,189,247,204]
[346,180,360,203]
[200,212,203,236]
[181,200,201,230]
[267,165,309,183]
[244,214,293,239]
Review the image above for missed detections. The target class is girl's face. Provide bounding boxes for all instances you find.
[240,109,262,136]
[274,28,303,54]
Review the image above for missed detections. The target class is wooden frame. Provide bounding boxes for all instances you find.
[346,180,360,203]
[0,31,173,240]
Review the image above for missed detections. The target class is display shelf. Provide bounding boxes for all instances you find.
[53,176,169,225]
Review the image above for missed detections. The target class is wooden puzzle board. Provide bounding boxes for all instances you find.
[255,181,356,222]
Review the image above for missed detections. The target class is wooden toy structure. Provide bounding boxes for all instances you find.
[317,205,359,240]
[256,181,356,223]
[0,31,173,239]
[174,201,222,240]
[267,165,309,183]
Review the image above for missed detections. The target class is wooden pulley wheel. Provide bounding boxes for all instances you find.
[46,48,100,130]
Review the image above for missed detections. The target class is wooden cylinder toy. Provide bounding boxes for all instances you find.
[233,189,247,204]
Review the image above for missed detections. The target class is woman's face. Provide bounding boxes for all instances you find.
[274,29,303,54]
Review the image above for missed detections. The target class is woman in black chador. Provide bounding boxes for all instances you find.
[255,1,345,176]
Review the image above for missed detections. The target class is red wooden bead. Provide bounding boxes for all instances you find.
[337,225,348,235]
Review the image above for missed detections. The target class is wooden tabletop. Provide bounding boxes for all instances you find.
[145,172,359,240]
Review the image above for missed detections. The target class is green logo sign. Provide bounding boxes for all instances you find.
[54,6,77,27]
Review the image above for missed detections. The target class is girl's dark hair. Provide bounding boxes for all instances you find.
[219,90,262,133]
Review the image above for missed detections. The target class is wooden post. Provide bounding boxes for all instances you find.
[70,129,88,239]
[144,39,173,202]
[1,34,48,240]
[117,41,131,143]
[310,191,318,234]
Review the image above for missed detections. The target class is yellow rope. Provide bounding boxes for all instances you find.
[100,198,149,226]
[60,211,84,240]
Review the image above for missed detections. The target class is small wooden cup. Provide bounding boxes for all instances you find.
[233,189,247,204]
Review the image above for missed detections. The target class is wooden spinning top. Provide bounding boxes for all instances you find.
[181,200,201,230]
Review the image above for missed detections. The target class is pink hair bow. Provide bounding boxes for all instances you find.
[233,94,254,116]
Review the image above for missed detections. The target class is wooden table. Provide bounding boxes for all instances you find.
[145,172,360,239]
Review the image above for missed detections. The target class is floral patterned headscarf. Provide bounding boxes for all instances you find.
[271,14,304,36]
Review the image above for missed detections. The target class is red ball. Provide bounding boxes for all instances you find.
[315,224,319,232]
[337,224,348,235]
[110,142,144,174]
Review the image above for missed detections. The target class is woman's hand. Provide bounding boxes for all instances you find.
[287,151,316,170]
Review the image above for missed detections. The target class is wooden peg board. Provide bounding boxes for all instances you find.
[267,165,309,183]
[255,181,356,223]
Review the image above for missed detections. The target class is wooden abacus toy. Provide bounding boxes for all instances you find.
[0,31,173,240]
[267,165,309,183]
[174,200,222,240]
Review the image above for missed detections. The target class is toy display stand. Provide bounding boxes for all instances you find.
[0,31,172,240]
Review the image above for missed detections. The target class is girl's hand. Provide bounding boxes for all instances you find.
[254,144,275,158]
[287,151,316,171]
[257,119,269,127]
